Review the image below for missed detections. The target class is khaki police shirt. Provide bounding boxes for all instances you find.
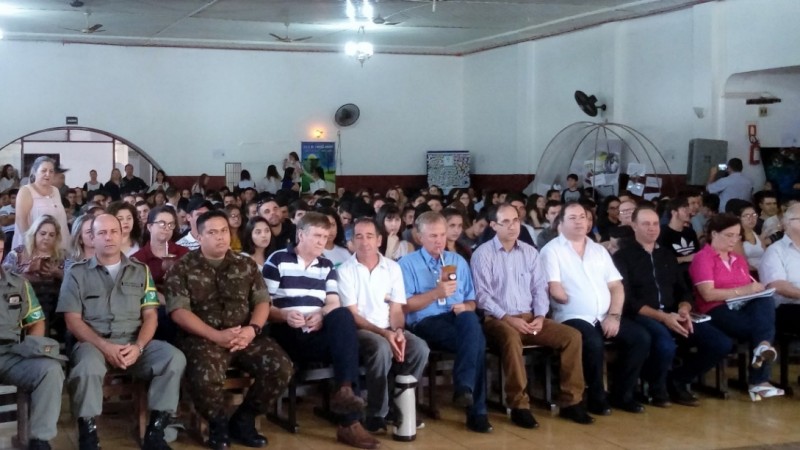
[57,254,159,340]
[0,270,44,345]
[164,250,269,330]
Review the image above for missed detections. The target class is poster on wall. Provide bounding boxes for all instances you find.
[427,151,470,194]
[300,142,336,193]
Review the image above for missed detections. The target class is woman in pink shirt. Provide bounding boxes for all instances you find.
[689,214,782,401]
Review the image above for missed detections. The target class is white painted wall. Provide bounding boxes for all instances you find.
[0,42,463,177]
[463,0,800,178]
[0,0,798,181]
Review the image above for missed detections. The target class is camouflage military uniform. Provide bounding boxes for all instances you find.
[0,271,64,441]
[57,255,186,418]
[164,250,293,420]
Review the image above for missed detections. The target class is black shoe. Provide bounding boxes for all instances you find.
[363,416,387,434]
[669,381,700,407]
[453,388,474,408]
[207,414,231,450]
[509,408,539,429]
[77,417,100,450]
[142,410,173,450]
[466,414,493,433]
[28,439,51,450]
[228,407,267,448]
[587,399,611,416]
[609,398,645,414]
[559,403,595,425]
[650,395,672,408]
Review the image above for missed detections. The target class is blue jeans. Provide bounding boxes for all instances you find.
[634,315,732,394]
[707,297,776,384]
[410,311,487,417]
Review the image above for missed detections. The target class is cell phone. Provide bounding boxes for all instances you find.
[717,164,727,171]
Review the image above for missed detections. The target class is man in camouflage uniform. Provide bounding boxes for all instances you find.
[165,210,293,450]
[58,214,186,450]
[0,233,64,450]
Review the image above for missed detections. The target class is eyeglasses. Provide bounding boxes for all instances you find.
[495,218,520,227]
[150,220,176,230]
[619,209,635,215]
[229,214,241,220]
[741,213,758,219]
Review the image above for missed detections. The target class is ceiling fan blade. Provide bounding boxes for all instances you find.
[88,24,103,32]
[292,36,312,42]
[385,21,402,25]
[61,27,83,32]
[269,33,287,40]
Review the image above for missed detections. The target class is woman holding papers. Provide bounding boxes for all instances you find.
[689,214,782,401]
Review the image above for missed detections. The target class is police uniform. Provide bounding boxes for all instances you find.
[56,255,186,419]
[164,250,293,420]
[0,271,64,442]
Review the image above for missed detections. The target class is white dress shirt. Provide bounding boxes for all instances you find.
[759,235,800,306]
[338,253,407,329]
[540,234,622,324]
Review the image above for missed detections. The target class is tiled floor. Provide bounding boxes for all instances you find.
[33,379,800,450]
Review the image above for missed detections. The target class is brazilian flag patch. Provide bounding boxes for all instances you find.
[141,267,160,308]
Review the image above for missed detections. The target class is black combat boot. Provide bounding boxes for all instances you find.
[77,417,101,450]
[228,403,267,448]
[141,410,172,450]
[27,439,51,450]
[207,413,231,450]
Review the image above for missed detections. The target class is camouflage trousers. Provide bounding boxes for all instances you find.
[181,335,293,420]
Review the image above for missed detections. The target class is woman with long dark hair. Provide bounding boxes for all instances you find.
[240,216,275,268]
[106,201,142,256]
[376,204,414,260]
[318,207,350,267]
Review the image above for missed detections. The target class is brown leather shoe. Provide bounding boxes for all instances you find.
[337,422,380,449]
[330,386,366,415]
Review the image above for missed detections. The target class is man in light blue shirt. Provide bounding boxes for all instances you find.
[399,212,491,433]
[707,158,753,212]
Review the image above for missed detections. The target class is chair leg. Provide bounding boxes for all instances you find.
[137,384,148,442]
[16,390,29,448]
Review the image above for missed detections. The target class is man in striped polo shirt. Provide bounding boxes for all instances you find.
[263,212,378,449]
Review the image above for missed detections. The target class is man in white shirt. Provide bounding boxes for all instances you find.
[759,203,800,334]
[540,202,650,416]
[338,218,430,434]
[175,198,212,251]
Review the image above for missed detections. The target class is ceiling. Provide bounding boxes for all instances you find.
[0,0,712,56]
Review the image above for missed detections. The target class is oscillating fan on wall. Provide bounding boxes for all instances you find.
[335,104,360,127]
[574,90,606,117]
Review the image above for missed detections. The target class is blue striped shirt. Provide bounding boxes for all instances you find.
[263,248,338,314]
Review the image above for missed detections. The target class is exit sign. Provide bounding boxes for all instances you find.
[66,116,78,125]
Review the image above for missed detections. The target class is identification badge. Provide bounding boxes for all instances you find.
[7,295,20,305]
[438,298,447,306]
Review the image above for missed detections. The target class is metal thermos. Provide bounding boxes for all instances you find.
[392,374,418,441]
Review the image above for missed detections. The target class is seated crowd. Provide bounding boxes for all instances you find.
[0,155,798,450]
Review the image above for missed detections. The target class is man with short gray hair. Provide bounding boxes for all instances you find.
[759,204,800,334]
[399,212,492,433]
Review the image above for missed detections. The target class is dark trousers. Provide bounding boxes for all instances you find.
[707,297,776,384]
[776,303,800,336]
[563,317,649,404]
[409,311,487,417]
[634,316,732,394]
[270,308,362,423]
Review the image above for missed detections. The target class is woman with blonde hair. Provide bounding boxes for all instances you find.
[3,214,65,335]
[64,214,95,272]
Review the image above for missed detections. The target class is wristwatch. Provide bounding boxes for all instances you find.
[248,323,263,336]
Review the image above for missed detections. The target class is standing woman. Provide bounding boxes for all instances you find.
[0,164,18,192]
[283,151,304,183]
[64,214,95,272]
[105,168,122,201]
[148,169,170,193]
[240,216,275,268]
[192,173,209,196]
[106,201,142,256]
[281,167,300,192]
[238,170,256,190]
[3,214,65,335]
[257,165,282,194]
[13,156,70,250]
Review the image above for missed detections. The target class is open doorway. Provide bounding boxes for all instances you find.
[0,127,161,189]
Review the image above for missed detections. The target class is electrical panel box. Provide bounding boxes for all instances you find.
[687,139,728,185]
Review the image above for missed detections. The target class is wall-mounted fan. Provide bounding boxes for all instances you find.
[335,104,360,127]
[574,90,606,117]
[270,23,312,43]
[63,12,105,34]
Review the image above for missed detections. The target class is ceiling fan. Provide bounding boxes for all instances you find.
[372,14,403,26]
[63,11,105,34]
[269,23,312,43]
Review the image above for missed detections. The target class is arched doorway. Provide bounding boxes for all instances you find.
[0,127,161,189]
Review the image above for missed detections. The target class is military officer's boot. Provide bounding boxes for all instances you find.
[141,410,172,450]
[207,413,231,450]
[77,417,101,450]
[228,403,267,448]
